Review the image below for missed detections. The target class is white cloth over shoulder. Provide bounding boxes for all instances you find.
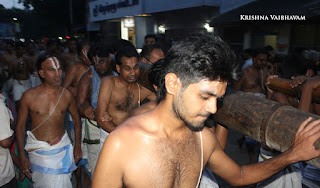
[99,128,109,151]
[12,79,32,101]
[25,131,77,188]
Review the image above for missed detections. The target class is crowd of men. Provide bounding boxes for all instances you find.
[0,33,320,188]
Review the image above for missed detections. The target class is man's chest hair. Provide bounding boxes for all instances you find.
[114,88,138,113]
[150,134,201,183]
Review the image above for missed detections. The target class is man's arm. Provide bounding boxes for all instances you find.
[92,131,124,187]
[215,124,228,149]
[62,64,76,91]
[145,89,157,101]
[298,78,320,112]
[77,71,95,120]
[66,90,82,164]
[15,92,32,179]
[96,77,117,133]
[233,70,245,90]
[208,117,320,186]
[0,136,12,148]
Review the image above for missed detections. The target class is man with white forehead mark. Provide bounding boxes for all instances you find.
[16,53,82,188]
[48,56,60,73]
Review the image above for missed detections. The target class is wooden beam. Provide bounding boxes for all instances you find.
[215,91,320,168]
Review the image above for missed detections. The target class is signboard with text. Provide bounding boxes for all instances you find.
[89,0,142,22]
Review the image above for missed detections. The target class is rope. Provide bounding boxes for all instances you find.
[31,88,65,132]
[137,83,140,107]
[195,131,203,188]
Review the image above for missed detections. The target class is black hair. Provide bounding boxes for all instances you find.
[87,44,110,63]
[110,39,135,54]
[148,59,165,87]
[15,42,25,49]
[77,41,90,55]
[157,34,239,101]
[46,39,57,47]
[140,44,161,60]
[36,53,59,82]
[144,34,157,41]
[115,45,139,66]
[253,48,268,57]
[264,45,274,52]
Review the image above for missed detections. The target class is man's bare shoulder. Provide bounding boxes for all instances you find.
[81,69,93,79]
[132,101,158,116]
[201,126,221,159]
[103,116,148,150]
[101,75,117,86]
[22,85,42,98]
[115,112,163,139]
[63,87,74,99]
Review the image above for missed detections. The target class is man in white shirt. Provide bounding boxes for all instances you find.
[0,92,16,187]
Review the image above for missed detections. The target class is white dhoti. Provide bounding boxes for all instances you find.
[25,131,77,188]
[83,119,100,177]
[69,115,87,166]
[100,128,109,151]
[257,148,302,188]
[199,168,219,188]
[12,79,31,101]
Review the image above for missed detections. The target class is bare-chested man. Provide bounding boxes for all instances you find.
[10,43,33,106]
[92,35,320,188]
[76,45,114,179]
[96,45,156,148]
[138,44,165,92]
[62,41,91,188]
[234,49,271,95]
[60,38,80,71]
[0,41,16,79]
[16,54,82,188]
[234,49,271,165]
[24,42,40,88]
[62,41,91,97]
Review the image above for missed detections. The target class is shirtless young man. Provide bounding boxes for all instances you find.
[62,41,91,97]
[62,41,91,188]
[76,45,114,178]
[60,38,80,70]
[96,45,156,148]
[10,43,33,106]
[92,35,320,188]
[16,54,82,188]
[0,41,16,79]
[24,42,41,88]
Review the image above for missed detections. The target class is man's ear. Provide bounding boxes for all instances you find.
[116,64,121,74]
[165,73,180,95]
[39,69,45,79]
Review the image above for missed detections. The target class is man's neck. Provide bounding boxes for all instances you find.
[98,70,112,80]
[153,99,188,136]
[119,77,137,88]
[42,83,61,93]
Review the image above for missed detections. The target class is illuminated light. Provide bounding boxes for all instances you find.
[13,18,17,21]
[58,37,63,40]
[19,38,25,42]
[66,36,71,39]
[123,18,135,28]
[204,23,214,33]
[158,25,165,34]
